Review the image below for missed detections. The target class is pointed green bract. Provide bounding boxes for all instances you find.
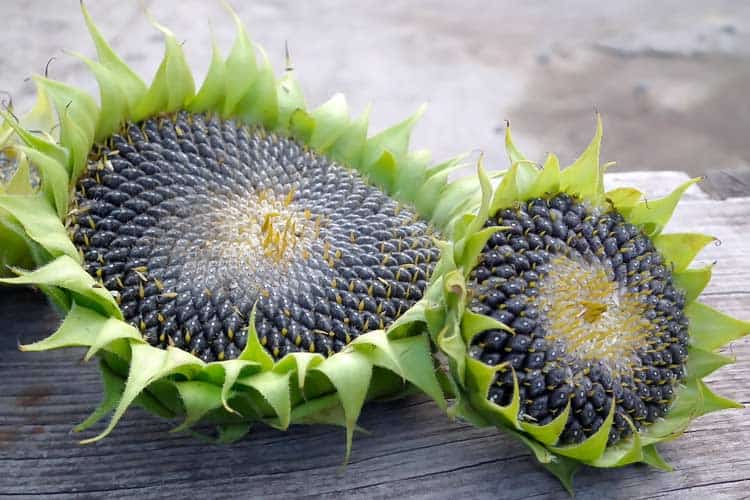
[237,370,292,430]
[1,255,120,318]
[0,212,36,277]
[605,187,643,210]
[217,359,257,414]
[328,105,369,165]
[221,8,258,118]
[0,106,69,171]
[521,403,571,446]
[559,114,604,205]
[133,21,196,121]
[81,2,147,112]
[309,94,350,150]
[504,122,527,164]
[623,178,701,237]
[0,194,78,261]
[4,156,33,195]
[686,347,734,380]
[686,302,750,352]
[538,454,579,496]
[316,350,373,460]
[35,77,98,180]
[276,71,306,134]
[362,105,425,170]
[589,418,643,468]
[69,50,132,142]
[233,47,278,129]
[653,232,716,272]
[172,381,225,432]
[673,265,712,303]
[525,153,560,200]
[468,357,521,428]
[15,146,69,218]
[550,400,615,460]
[188,38,227,113]
[642,445,672,471]
[80,343,205,444]
[76,361,129,432]
[388,333,446,408]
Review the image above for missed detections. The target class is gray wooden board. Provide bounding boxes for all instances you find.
[0,172,748,499]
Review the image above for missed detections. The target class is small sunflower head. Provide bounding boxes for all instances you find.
[427,116,749,492]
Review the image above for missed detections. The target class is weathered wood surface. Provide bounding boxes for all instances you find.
[1,171,748,500]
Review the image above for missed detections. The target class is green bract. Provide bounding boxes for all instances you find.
[0,4,477,455]
[420,117,749,492]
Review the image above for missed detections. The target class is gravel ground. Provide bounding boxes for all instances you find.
[1,1,748,194]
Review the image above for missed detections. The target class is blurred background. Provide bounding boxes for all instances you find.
[1,0,748,195]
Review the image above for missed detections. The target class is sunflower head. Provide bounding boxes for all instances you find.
[0,3,476,454]
[425,116,750,492]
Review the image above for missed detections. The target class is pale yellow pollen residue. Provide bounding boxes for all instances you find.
[211,187,322,268]
[538,256,655,376]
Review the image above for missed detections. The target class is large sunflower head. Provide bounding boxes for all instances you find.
[0,4,477,454]
[424,117,750,492]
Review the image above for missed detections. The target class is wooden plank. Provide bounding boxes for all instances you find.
[701,167,750,200]
[1,172,748,499]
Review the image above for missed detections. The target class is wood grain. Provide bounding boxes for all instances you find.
[0,172,748,499]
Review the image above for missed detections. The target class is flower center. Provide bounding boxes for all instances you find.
[196,187,321,276]
[537,256,653,378]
